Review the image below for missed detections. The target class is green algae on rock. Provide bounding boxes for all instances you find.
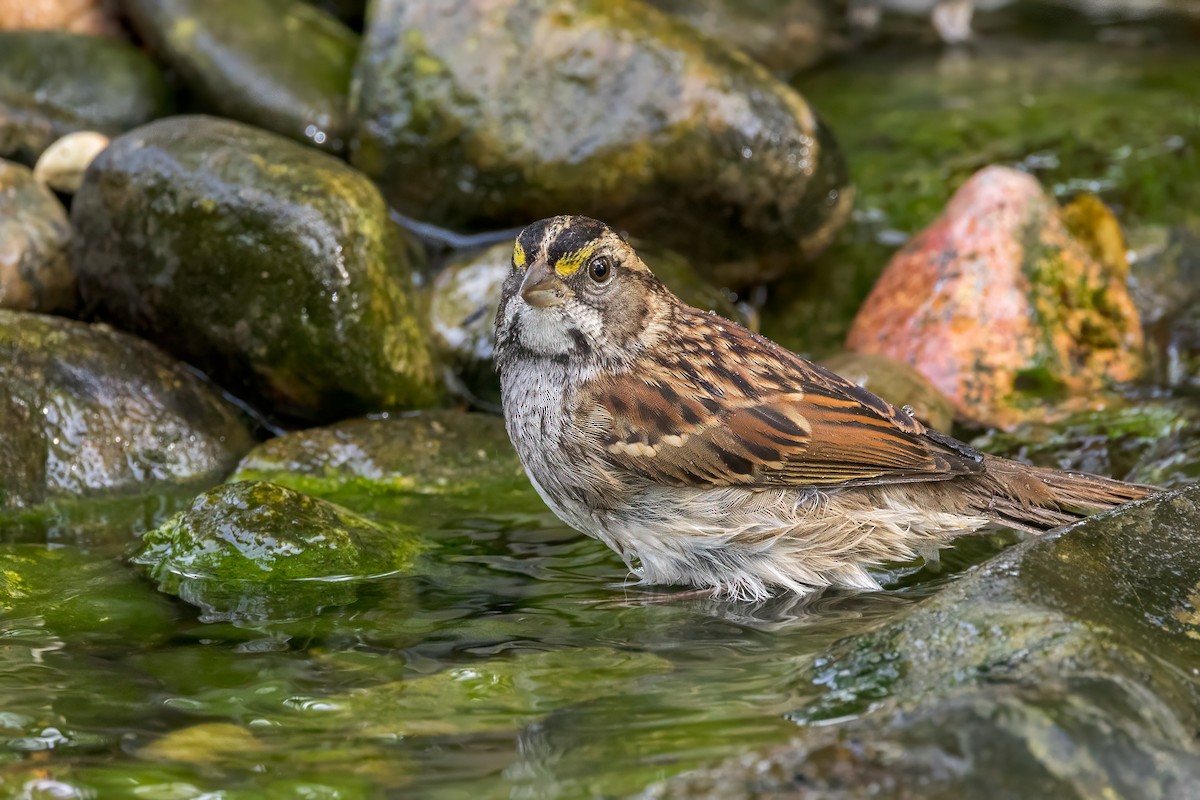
[71,115,440,422]
[232,411,543,518]
[846,166,1143,429]
[123,0,358,154]
[351,0,851,287]
[0,30,170,164]
[432,241,749,408]
[645,484,1200,799]
[133,480,427,620]
[0,311,253,510]
[0,159,75,313]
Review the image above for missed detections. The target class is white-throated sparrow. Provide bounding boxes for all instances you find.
[494,215,1154,600]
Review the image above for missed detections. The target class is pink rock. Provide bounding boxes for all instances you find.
[845,166,1143,429]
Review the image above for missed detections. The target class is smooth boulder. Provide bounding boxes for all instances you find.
[0,159,75,312]
[351,0,852,286]
[0,30,169,163]
[123,0,357,153]
[71,115,440,422]
[0,311,253,510]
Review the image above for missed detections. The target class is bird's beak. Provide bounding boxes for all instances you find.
[520,260,573,308]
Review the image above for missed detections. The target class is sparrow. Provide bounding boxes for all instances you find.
[493,215,1154,600]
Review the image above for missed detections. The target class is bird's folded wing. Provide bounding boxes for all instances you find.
[581,353,982,490]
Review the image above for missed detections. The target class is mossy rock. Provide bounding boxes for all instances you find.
[0,311,253,510]
[231,411,543,518]
[646,485,1200,798]
[0,30,170,164]
[71,115,440,422]
[351,0,851,287]
[123,0,358,154]
[431,241,748,407]
[0,159,75,313]
[133,480,427,620]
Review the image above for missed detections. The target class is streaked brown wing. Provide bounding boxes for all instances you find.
[581,311,982,490]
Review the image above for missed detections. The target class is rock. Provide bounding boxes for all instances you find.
[231,411,543,519]
[431,240,748,407]
[646,0,835,76]
[820,351,955,432]
[0,310,253,510]
[0,159,75,312]
[351,0,852,287]
[0,0,120,36]
[644,484,1200,798]
[1127,220,1200,390]
[0,30,170,164]
[32,130,109,194]
[71,115,440,422]
[846,167,1143,429]
[123,0,358,154]
[132,480,427,620]
[139,723,264,764]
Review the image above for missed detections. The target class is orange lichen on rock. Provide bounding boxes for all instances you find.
[846,166,1143,429]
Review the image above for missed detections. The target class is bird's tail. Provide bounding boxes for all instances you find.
[980,455,1156,532]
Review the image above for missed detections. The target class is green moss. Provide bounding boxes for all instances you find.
[133,480,428,620]
[71,116,441,422]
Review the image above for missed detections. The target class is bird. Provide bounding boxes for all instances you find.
[493,215,1155,601]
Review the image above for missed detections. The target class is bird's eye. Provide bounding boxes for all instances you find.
[589,256,612,283]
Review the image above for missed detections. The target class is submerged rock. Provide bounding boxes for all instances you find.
[0,30,169,163]
[820,351,955,432]
[0,311,253,510]
[645,483,1200,798]
[0,159,75,312]
[846,167,1143,429]
[646,0,835,76]
[351,0,851,286]
[133,480,426,620]
[231,410,543,518]
[123,0,358,154]
[71,115,440,422]
[431,241,748,407]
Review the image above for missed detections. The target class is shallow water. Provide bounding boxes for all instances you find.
[0,486,1019,799]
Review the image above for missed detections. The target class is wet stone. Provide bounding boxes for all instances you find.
[132,480,428,621]
[0,30,170,163]
[70,115,440,422]
[0,310,253,510]
[0,159,75,313]
[123,0,358,154]
[351,0,852,287]
[231,410,543,519]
